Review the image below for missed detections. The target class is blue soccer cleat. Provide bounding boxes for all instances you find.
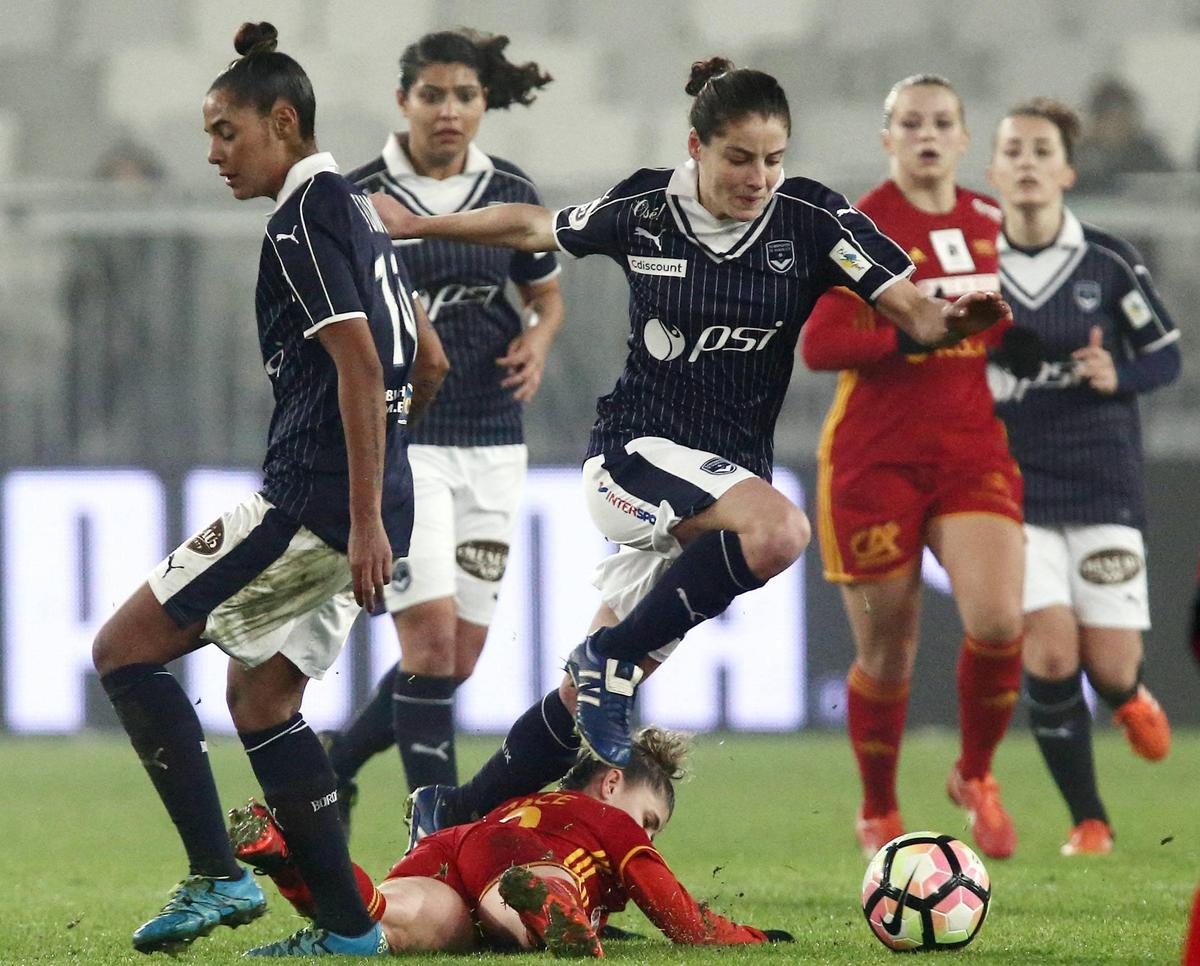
[131,868,266,954]
[565,634,644,769]
[404,784,459,855]
[244,921,389,956]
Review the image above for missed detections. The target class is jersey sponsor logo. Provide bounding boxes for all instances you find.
[632,198,666,220]
[456,540,509,582]
[634,226,664,250]
[643,318,687,361]
[686,321,784,363]
[274,225,300,244]
[1120,289,1154,329]
[915,273,999,298]
[627,254,687,277]
[700,457,738,475]
[765,238,795,273]
[1079,548,1142,585]
[829,239,870,281]
[849,521,902,570]
[187,519,225,556]
[1073,280,1102,312]
[421,283,500,321]
[929,228,976,274]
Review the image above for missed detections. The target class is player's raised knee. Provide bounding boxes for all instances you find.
[743,507,809,579]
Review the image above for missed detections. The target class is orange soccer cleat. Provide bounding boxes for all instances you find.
[499,866,603,959]
[855,808,904,859]
[1060,819,1113,856]
[1113,685,1170,761]
[228,800,291,876]
[947,766,1016,860]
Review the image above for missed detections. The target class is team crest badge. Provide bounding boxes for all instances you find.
[700,457,738,475]
[765,239,795,273]
[1073,280,1101,312]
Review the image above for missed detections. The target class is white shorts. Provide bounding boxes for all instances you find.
[1023,523,1150,630]
[148,492,360,679]
[583,437,757,663]
[382,443,527,626]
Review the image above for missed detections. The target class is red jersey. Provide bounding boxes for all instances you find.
[804,181,1010,467]
[388,790,767,946]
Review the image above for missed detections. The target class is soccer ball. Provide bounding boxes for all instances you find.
[861,831,990,952]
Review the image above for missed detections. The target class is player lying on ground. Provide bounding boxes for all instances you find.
[230,727,792,956]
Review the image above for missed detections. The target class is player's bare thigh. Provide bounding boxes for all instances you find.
[92,583,207,675]
[927,513,1024,643]
[840,567,923,680]
[377,875,477,953]
[476,863,579,949]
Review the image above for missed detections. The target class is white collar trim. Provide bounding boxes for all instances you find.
[382,133,492,181]
[998,207,1083,253]
[665,158,783,258]
[274,152,339,212]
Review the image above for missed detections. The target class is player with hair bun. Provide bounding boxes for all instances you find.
[322,27,564,823]
[92,22,446,957]
[802,74,1026,861]
[987,97,1180,857]
[230,727,794,957]
[372,56,1009,844]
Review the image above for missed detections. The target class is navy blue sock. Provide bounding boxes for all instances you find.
[1026,672,1108,826]
[330,664,399,780]
[452,690,580,821]
[1091,662,1141,711]
[592,530,764,663]
[240,714,372,937]
[101,663,240,879]
[393,672,459,791]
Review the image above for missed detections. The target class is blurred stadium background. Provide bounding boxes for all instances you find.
[2,0,1199,736]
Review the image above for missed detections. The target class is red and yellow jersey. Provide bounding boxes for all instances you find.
[388,789,767,946]
[804,181,1010,467]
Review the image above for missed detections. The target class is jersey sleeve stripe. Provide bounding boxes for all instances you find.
[868,266,915,302]
[518,262,563,285]
[298,180,337,318]
[616,844,662,881]
[1139,328,1181,354]
[267,235,315,326]
[303,311,368,339]
[776,191,910,270]
[1089,239,1177,338]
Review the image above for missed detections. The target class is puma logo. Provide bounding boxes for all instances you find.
[676,588,710,625]
[275,225,300,244]
[410,741,452,762]
[836,207,856,218]
[634,226,663,251]
[162,553,184,578]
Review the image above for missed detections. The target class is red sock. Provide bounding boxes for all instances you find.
[267,862,384,923]
[354,863,388,923]
[957,634,1022,780]
[1184,887,1200,966]
[847,662,910,817]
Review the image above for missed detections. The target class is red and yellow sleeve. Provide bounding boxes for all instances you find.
[619,850,768,945]
[802,286,900,371]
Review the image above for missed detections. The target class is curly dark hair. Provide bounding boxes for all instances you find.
[559,726,690,816]
[398,28,552,110]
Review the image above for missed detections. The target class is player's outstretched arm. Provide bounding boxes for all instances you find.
[622,852,790,945]
[875,280,1011,348]
[371,193,557,253]
[409,300,449,424]
[317,317,392,611]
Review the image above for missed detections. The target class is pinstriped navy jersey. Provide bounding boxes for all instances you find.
[257,152,418,553]
[553,161,914,479]
[995,209,1180,529]
[348,138,559,446]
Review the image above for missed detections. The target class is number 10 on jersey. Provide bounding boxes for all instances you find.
[375,252,418,366]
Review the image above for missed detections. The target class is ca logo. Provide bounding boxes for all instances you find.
[849,522,902,569]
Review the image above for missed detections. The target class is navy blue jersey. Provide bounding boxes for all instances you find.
[256,153,419,553]
[995,209,1180,529]
[553,161,913,479]
[348,138,559,446]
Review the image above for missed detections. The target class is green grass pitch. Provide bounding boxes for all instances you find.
[1,728,1194,964]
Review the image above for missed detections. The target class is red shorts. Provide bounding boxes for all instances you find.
[385,824,572,908]
[817,454,1023,583]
